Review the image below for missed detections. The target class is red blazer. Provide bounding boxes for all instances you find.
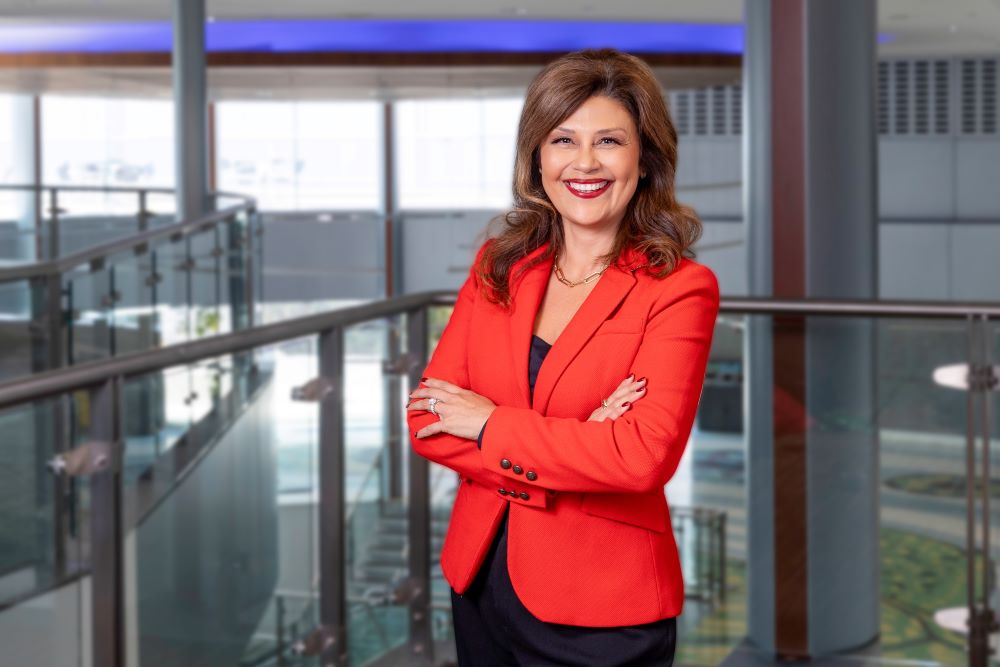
[408,240,720,627]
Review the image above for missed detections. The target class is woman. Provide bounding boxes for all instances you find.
[406,48,719,666]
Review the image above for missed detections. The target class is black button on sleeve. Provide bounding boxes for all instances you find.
[498,489,508,496]
[519,491,530,501]
[512,465,523,475]
[500,459,512,470]
[525,471,538,481]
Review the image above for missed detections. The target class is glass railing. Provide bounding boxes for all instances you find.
[0,185,261,382]
[0,293,996,667]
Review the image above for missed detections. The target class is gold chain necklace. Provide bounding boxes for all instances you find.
[553,261,610,287]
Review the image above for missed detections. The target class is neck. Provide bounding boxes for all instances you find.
[557,224,616,277]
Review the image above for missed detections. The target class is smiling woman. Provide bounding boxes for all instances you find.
[406,48,718,666]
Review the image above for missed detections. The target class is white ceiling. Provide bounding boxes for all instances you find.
[0,0,998,98]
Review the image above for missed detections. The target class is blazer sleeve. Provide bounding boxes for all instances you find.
[407,247,504,487]
[479,262,720,494]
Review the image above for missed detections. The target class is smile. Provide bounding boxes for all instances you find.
[564,180,611,199]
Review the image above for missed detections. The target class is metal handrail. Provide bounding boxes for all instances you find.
[0,292,998,410]
[0,184,256,283]
[0,291,438,409]
[0,183,251,201]
[719,296,1000,318]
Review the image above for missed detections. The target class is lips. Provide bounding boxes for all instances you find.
[564,179,611,199]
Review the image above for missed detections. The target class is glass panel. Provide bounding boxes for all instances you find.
[130,348,280,666]
[344,317,407,665]
[104,247,156,357]
[48,190,143,257]
[672,315,745,665]
[0,395,79,603]
[244,338,319,665]
[65,262,113,365]
[221,212,249,335]
[0,279,39,382]
[158,364,192,455]
[150,237,193,347]
[672,313,982,665]
[874,316,973,664]
[143,191,176,230]
[188,229,221,342]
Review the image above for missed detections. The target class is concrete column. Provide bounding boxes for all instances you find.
[173,0,209,221]
[743,0,879,659]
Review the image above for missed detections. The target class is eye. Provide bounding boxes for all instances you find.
[597,137,623,145]
[550,136,573,145]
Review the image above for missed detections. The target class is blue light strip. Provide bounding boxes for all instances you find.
[0,19,745,54]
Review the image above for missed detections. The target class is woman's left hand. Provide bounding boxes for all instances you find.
[408,377,496,440]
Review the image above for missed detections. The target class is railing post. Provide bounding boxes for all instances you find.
[90,376,125,667]
[386,316,404,501]
[47,188,60,260]
[963,314,999,667]
[318,327,347,667]
[243,209,255,329]
[137,189,149,233]
[719,512,727,602]
[405,305,433,665]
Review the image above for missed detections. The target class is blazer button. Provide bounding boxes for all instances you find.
[525,471,538,481]
[512,465,523,475]
[498,488,508,496]
[519,491,530,501]
[500,459,512,470]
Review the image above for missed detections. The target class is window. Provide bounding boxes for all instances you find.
[396,97,523,209]
[216,100,381,211]
[42,95,174,215]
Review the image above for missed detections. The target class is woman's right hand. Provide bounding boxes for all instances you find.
[587,374,647,422]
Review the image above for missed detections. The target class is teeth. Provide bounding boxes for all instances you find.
[568,181,608,192]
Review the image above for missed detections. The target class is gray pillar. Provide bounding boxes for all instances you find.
[173,0,209,221]
[743,0,879,659]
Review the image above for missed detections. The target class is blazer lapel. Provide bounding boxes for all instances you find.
[532,264,638,415]
[507,243,553,408]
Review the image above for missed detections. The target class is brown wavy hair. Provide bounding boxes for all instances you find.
[476,48,702,308]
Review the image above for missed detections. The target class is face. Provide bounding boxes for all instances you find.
[538,95,643,234]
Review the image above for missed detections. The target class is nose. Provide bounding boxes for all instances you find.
[572,143,599,173]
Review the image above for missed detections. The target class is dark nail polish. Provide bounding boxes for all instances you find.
[421,377,428,381]
[638,377,647,383]
[637,387,645,392]
[622,401,631,408]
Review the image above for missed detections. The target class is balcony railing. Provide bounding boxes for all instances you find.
[0,290,996,666]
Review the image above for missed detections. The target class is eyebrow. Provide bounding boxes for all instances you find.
[553,126,629,134]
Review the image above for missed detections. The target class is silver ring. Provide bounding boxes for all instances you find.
[428,397,439,417]
[601,398,610,409]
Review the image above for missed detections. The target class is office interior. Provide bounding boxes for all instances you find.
[0,1,998,665]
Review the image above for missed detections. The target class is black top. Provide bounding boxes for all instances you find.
[527,334,553,400]
[477,334,551,449]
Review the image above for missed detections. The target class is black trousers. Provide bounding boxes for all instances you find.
[450,512,677,667]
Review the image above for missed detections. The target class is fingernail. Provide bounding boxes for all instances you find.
[420,377,428,382]
[638,377,647,383]
[637,387,645,392]
[622,401,631,408]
